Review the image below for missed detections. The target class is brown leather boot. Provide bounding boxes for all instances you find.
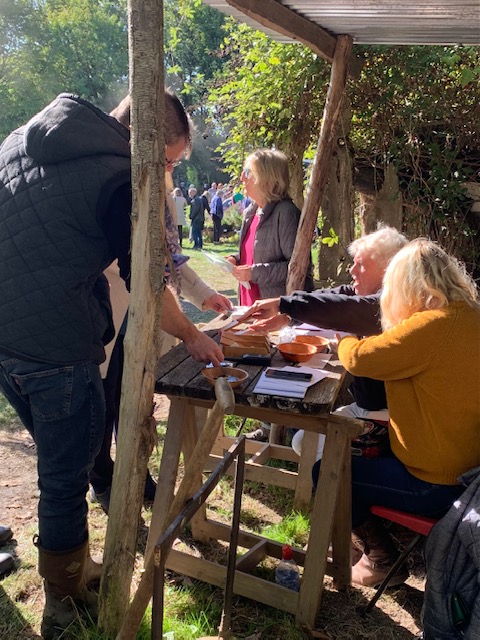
[351,517,408,588]
[36,539,98,639]
[351,531,364,566]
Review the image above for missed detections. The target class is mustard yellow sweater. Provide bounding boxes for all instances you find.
[338,301,480,485]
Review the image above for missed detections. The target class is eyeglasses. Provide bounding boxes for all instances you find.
[243,167,252,178]
[165,158,182,169]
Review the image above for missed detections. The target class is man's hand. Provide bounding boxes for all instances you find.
[225,256,237,266]
[232,264,252,282]
[203,293,234,314]
[160,286,224,365]
[183,330,224,366]
[236,297,282,323]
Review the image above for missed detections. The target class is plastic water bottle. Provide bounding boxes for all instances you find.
[275,544,300,591]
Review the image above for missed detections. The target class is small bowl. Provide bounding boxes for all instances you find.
[278,342,317,363]
[294,335,330,354]
[202,366,249,388]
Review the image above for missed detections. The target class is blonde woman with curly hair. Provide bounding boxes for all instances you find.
[226,149,313,306]
[332,239,480,588]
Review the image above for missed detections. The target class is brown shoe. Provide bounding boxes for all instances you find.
[351,553,408,587]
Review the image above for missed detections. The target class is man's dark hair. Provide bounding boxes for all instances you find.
[110,88,193,155]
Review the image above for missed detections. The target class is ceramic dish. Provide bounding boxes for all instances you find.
[294,335,330,353]
[278,342,316,363]
[201,366,249,388]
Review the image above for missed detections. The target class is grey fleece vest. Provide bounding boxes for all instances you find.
[0,103,131,364]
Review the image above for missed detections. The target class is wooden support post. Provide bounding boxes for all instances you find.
[117,379,235,640]
[287,34,353,294]
[98,0,165,636]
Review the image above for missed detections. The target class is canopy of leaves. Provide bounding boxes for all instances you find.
[351,45,480,265]
[0,0,128,138]
[208,22,330,177]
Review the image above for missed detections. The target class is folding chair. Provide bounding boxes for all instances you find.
[361,505,439,614]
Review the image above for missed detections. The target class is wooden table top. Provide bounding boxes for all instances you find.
[155,329,346,417]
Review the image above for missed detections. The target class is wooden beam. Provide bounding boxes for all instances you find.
[287,35,353,294]
[98,0,165,636]
[225,0,362,77]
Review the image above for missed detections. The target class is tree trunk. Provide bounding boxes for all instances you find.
[318,98,354,286]
[358,163,403,234]
[98,0,165,636]
[287,35,353,294]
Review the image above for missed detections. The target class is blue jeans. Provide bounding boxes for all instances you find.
[0,353,105,551]
[191,222,203,249]
[312,454,464,528]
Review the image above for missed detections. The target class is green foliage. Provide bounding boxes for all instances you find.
[208,22,329,177]
[0,0,128,138]
[351,45,480,268]
[321,227,340,248]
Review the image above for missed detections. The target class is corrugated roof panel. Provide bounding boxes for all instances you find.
[202,0,480,45]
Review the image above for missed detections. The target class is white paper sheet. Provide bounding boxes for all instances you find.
[253,366,329,398]
[202,251,251,290]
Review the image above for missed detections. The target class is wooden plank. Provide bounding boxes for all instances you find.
[296,422,350,627]
[235,541,268,573]
[166,549,299,614]
[205,455,298,490]
[225,0,362,77]
[227,0,336,62]
[145,399,189,559]
[293,430,319,513]
[330,440,353,590]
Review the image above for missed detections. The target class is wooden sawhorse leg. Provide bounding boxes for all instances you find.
[296,420,353,627]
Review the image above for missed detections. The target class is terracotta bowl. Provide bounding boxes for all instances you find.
[201,366,249,388]
[278,342,317,364]
[294,335,330,353]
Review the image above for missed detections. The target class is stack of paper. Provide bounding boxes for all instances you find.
[253,366,329,399]
[202,251,251,290]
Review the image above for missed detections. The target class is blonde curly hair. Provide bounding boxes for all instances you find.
[381,239,480,330]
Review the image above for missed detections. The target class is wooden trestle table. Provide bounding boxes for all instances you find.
[151,329,363,628]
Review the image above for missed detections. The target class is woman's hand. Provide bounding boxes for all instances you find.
[232,264,252,282]
[203,293,234,314]
[244,313,290,334]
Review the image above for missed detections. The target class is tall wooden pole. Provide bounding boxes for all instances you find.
[286,34,353,294]
[98,0,165,636]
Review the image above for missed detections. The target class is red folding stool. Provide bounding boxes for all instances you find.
[361,505,439,614]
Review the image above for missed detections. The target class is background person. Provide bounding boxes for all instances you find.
[0,90,223,639]
[210,188,224,243]
[334,239,480,588]
[226,148,314,442]
[189,186,205,250]
[226,148,314,306]
[172,187,187,246]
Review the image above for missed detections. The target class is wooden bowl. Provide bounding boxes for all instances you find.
[201,366,249,388]
[278,342,316,363]
[294,335,330,353]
